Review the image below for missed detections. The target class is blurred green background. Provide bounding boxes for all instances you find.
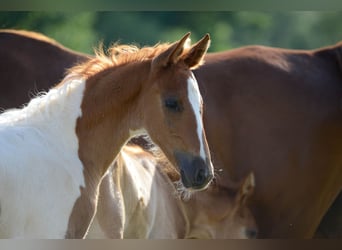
[1,11,341,53]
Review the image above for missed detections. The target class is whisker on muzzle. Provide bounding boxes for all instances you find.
[173,180,194,201]
[173,169,217,201]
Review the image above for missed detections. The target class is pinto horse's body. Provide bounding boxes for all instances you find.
[1,29,341,238]
[86,145,257,239]
[0,78,86,238]
[0,31,213,238]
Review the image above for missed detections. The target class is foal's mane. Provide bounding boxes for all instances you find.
[64,42,172,81]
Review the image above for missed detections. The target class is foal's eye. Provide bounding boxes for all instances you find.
[164,98,183,112]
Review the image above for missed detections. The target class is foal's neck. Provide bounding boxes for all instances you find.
[77,63,149,180]
[66,63,149,238]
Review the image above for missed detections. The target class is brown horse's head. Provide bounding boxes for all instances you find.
[139,33,213,190]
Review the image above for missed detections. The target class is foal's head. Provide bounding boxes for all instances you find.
[185,173,258,239]
[137,33,214,190]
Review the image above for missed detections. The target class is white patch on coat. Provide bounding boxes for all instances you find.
[186,72,206,159]
[0,78,86,238]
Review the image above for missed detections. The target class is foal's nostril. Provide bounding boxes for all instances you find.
[195,168,206,184]
[180,169,191,188]
[245,228,258,239]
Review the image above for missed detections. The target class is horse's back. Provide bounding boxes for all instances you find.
[0,29,89,109]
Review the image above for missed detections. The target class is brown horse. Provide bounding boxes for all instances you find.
[86,145,257,239]
[0,31,214,238]
[0,30,90,110]
[194,44,342,238]
[1,29,341,238]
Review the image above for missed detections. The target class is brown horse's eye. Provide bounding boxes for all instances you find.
[164,98,183,112]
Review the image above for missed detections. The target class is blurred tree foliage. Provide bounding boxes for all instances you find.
[0,11,341,53]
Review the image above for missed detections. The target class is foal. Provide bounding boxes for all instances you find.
[87,145,257,239]
[0,33,214,238]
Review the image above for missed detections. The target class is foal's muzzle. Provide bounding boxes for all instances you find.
[175,151,213,190]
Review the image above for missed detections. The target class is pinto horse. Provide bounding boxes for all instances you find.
[0,32,214,238]
[1,29,341,238]
[86,144,257,239]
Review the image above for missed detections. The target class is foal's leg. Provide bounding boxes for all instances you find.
[87,165,125,239]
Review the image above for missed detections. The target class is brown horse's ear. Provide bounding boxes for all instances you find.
[235,172,255,206]
[183,33,210,69]
[152,32,191,68]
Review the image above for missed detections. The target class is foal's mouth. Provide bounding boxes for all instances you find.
[174,151,213,190]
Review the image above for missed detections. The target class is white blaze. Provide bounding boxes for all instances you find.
[187,72,206,159]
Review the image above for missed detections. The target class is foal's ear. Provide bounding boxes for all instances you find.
[236,172,255,206]
[152,32,191,68]
[182,33,210,69]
